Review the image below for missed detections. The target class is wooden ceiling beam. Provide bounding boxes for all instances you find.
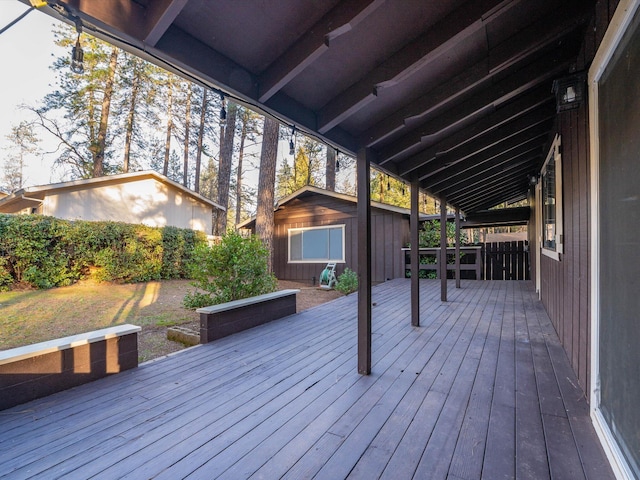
[317,0,517,134]
[454,173,529,211]
[415,120,550,182]
[377,50,574,164]
[433,151,539,198]
[414,106,552,182]
[426,144,541,194]
[143,0,189,46]
[393,85,552,174]
[258,0,385,103]
[360,4,584,149]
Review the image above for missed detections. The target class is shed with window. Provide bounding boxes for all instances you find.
[239,186,412,284]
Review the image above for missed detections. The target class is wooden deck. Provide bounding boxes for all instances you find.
[0,280,614,479]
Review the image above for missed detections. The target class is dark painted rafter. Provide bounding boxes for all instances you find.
[258,0,385,103]
[360,3,586,149]
[415,119,550,182]
[317,0,518,134]
[143,0,189,46]
[376,48,575,165]
[427,145,541,195]
[394,85,553,175]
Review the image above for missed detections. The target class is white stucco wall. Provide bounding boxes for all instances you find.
[40,178,212,233]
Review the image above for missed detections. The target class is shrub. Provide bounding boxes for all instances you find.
[184,230,278,309]
[0,214,206,289]
[335,267,358,295]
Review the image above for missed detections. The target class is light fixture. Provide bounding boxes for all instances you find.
[70,19,84,74]
[219,94,227,127]
[289,126,296,156]
[552,72,586,112]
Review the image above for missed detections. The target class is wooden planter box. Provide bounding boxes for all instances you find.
[0,324,141,411]
[197,289,299,343]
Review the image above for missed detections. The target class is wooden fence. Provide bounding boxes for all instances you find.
[481,241,530,280]
[402,241,530,281]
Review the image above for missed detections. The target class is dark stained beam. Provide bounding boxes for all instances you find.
[463,207,530,227]
[440,197,447,301]
[430,148,541,197]
[393,86,552,175]
[143,0,189,46]
[153,26,258,98]
[422,125,549,191]
[357,148,373,375]
[460,185,529,212]
[317,0,517,134]
[438,153,539,203]
[361,3,586,149]
[411,180,420,326]
[415,120,550,182]
[488,0,592,74]
[454,174,529,211]
[258,0,385,102]
[455,208,461,288]
[377,50,574,164]
[448,164,530,202]
[419,106,553,182]
[57,0,147,44]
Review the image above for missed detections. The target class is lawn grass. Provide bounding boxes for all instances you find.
[0,279,199,362]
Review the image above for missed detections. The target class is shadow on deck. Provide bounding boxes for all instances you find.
[0,280,614,479]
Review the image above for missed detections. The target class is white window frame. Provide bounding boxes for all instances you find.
[589,1,640,478]
[287,224,346,264]
[540,134,563,261]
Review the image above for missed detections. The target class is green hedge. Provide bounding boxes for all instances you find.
[0,214,207,290]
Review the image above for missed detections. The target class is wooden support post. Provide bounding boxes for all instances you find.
[455,207,461,288]
[410,179,420,326]
[440,197,447,302]
[357,148,372,375]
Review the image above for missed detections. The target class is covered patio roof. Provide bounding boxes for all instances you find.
[23,0,595,214]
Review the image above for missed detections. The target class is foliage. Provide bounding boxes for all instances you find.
[0,214,205,289]
[334,267,358,295]
[183,230,277,309]
[418,220,456,247]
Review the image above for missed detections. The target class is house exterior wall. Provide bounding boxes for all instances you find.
[40,178,213,233]
[535,0,619,398]
[271,196,410,284]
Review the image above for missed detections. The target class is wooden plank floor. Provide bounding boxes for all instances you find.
[0,280,615,480]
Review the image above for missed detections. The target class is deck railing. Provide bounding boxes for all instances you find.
[402,241,530,281]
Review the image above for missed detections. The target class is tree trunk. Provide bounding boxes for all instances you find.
[122,63,140,173]
[194,89,208,193]
[255,117,279,272]
[163,77,174,176]
[93,47,119,177]
[326,146,336,191]
[183,84,192,187]
[216,103,237,235]
[235,118,247,226]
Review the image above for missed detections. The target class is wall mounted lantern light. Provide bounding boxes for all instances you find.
[552,72,586,112]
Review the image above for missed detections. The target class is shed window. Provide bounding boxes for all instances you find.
[541,135,563,259]
[288,225,345,263]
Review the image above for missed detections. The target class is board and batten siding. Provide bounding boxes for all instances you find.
[41,178,213,233]
[536,0,619,399]
[271,195,409,283]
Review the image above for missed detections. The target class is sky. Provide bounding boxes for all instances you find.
[0,1,63,186]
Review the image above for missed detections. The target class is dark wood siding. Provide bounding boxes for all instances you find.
[538,0,619,399]
[271,195,409,283]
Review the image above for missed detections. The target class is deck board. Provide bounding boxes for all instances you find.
[0,280,614,479]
